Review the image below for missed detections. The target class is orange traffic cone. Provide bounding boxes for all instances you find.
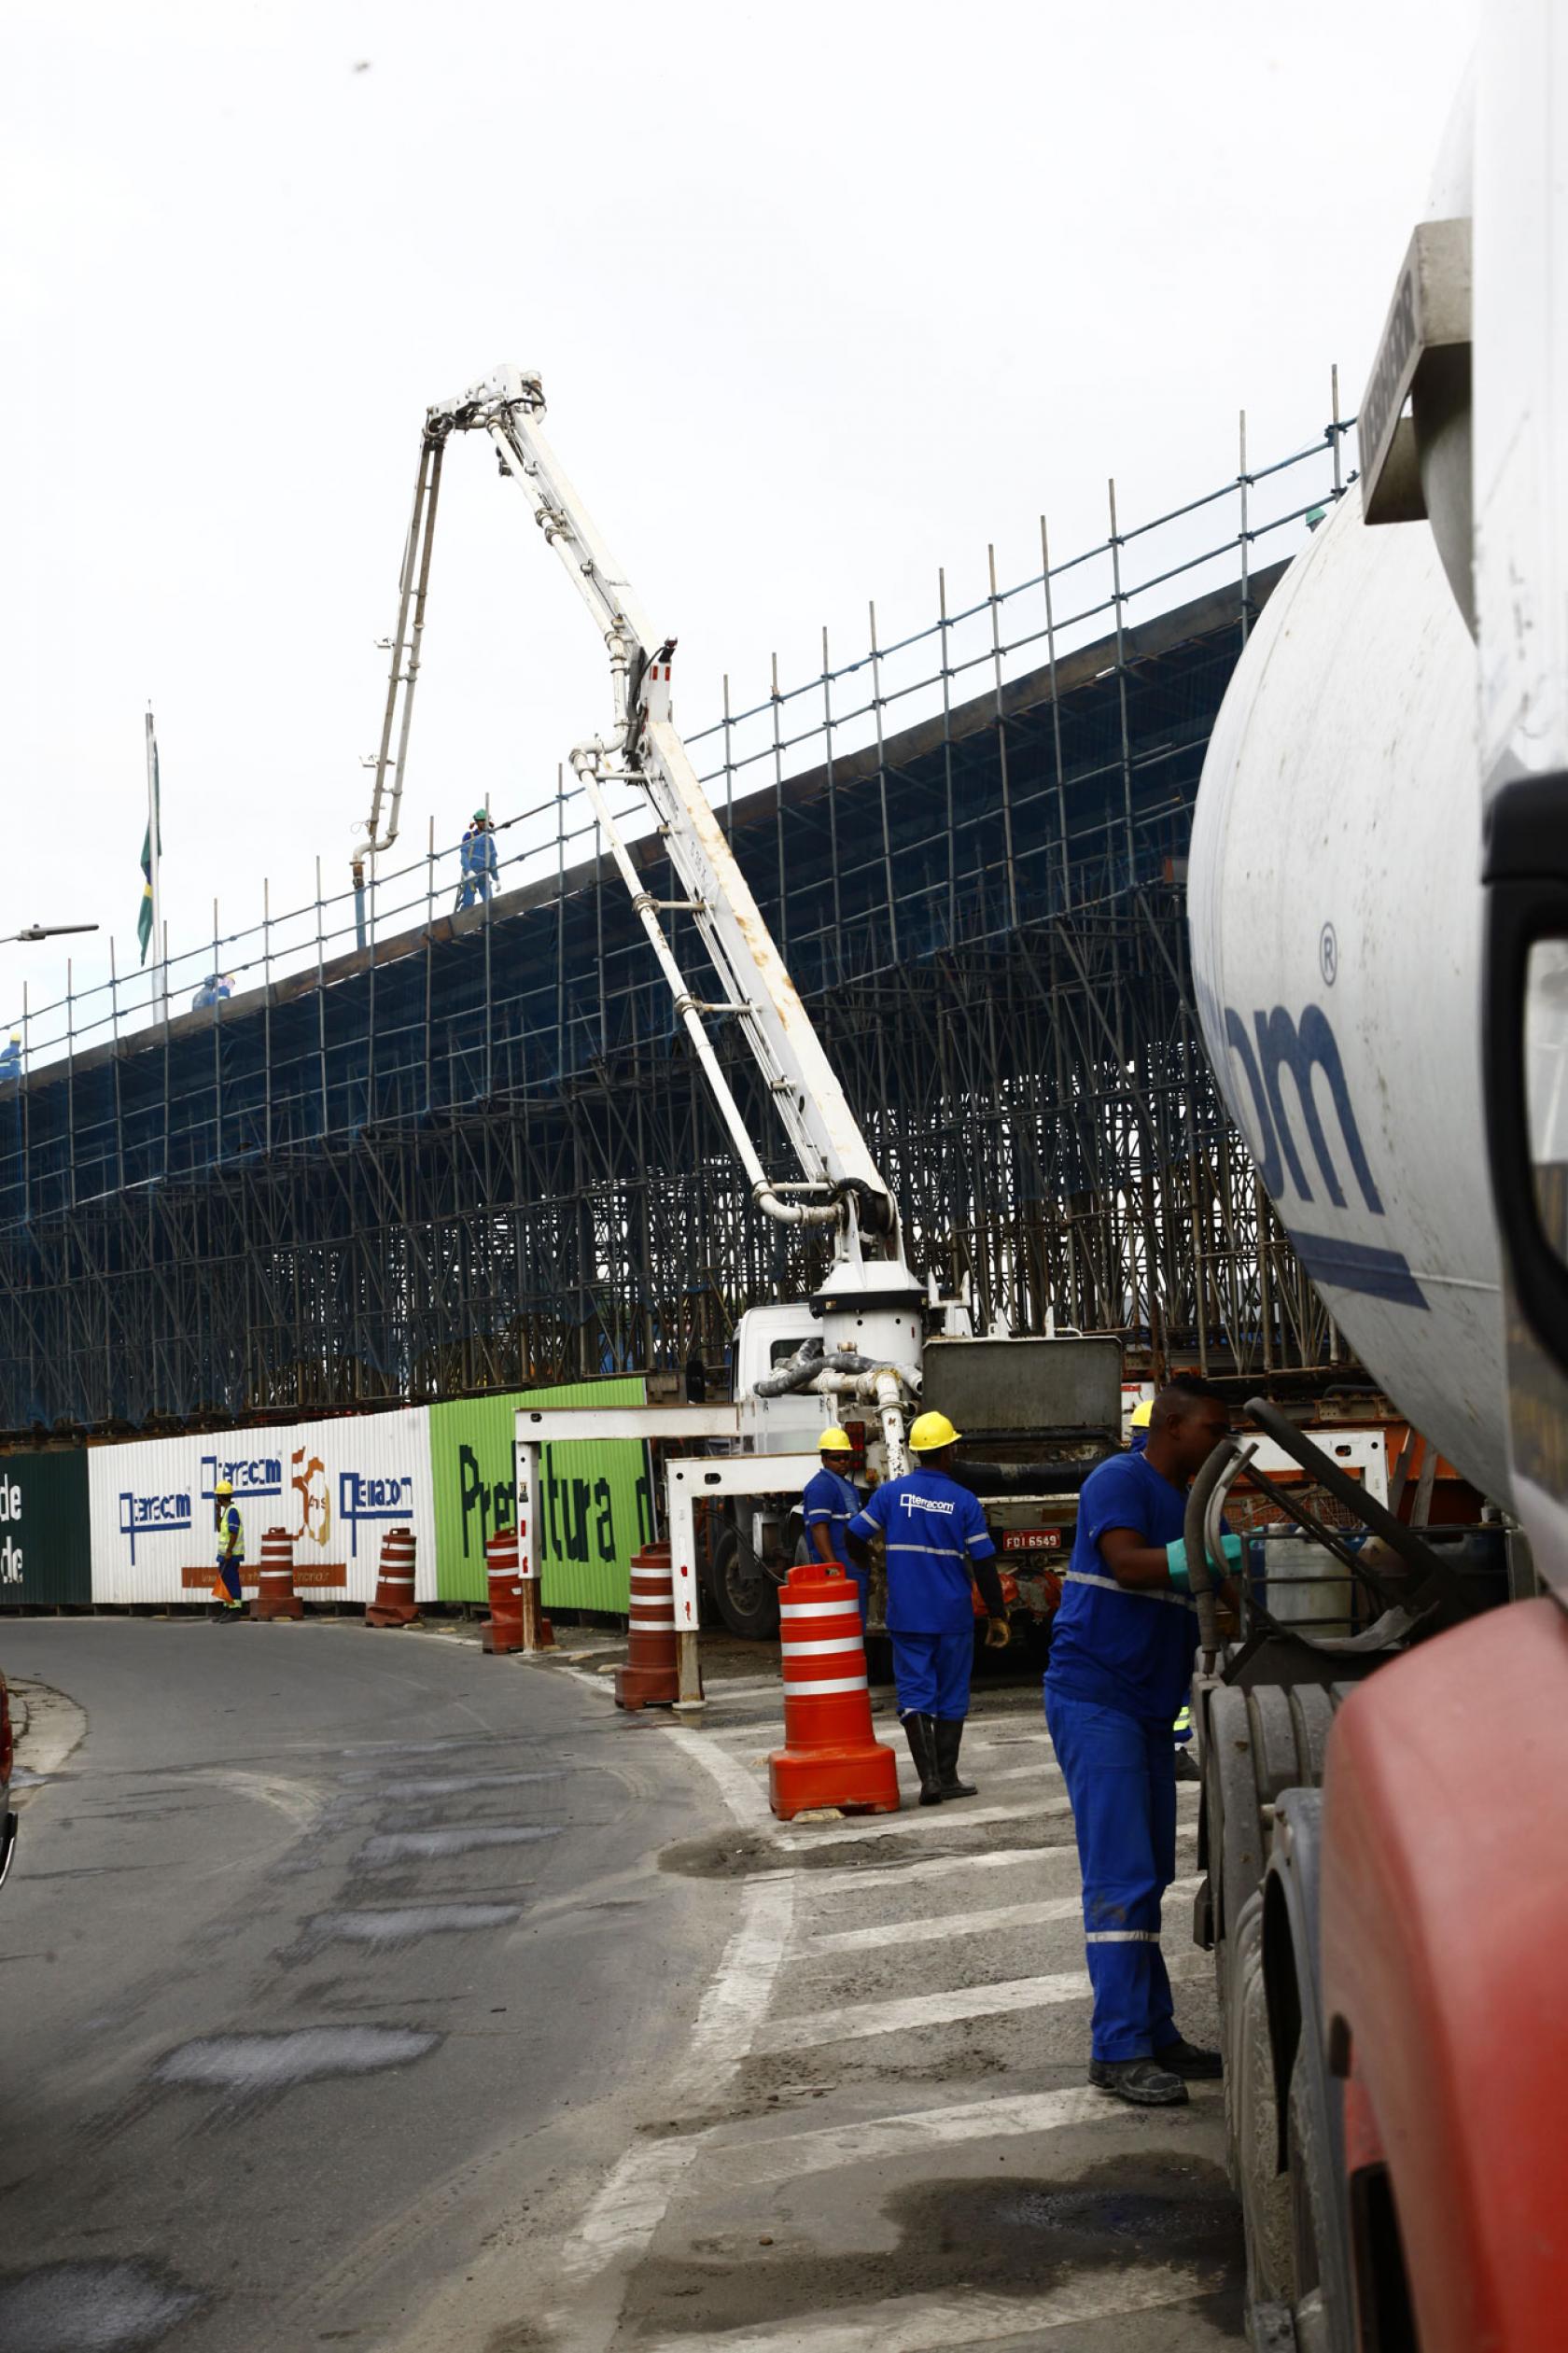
[251,1527,304,1621]
[482,1526,523,1654]
[365,1525,420,1627]
[615,1541,679,1710]
[768,1564,900,1820]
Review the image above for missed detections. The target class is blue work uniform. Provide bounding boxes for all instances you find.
[456,822,499,910]
[802,1464,867,1625]
[849,1471,996,1720]
[1045,1450,1207,2063]
[215,1502,245,1606]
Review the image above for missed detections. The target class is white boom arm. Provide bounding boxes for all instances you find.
[409,365,902,1255]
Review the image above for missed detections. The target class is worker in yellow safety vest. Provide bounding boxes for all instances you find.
[210,1478,245,1619]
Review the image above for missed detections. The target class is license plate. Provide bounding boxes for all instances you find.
[1001,1529,1062,1553]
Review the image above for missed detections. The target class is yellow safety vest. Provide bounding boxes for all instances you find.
[218,1503,245,1562]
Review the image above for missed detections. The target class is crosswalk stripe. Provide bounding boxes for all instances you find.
[804,1874,1201,1953]
[793,1820,1197,1899]
[640,2265,1208,2352]
[753,1949,1207,2052]
[693,2080,1215,2186]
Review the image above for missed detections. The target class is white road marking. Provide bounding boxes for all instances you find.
[777,1796,1066,1849]
[641,2264,1207,2350]
[753,1949,1208,2053]
[804,1875,1201,1952]
[701,2080,1215,2188]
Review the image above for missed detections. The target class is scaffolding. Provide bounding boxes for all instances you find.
[0,403,1353,1436]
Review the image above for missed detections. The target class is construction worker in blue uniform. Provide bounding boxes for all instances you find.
[849,1410,1009,1806]
[456,808,499,911]
[209,1477,245,1619]
[0,1034,19,1085]
[802,1427,870,1625]
[1130,1397,1198,1778]
[1046,1373,1240,2107]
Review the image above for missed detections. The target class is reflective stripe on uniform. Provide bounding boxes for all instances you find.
[1061,1568,1193,1610]
[1084,1929,1161,1943]
[884,1541,966,1562]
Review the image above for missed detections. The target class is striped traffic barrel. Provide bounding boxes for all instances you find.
[768,1562,900,1820]
[614,1540,679,1710]
[251,1526,303,1621]
[482,1525,523,1654]
[365,1525,420,1627]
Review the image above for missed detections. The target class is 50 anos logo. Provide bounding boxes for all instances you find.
[1217,1001,1427,1312]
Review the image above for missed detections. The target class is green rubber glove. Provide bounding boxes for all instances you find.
[1165,1533,1242,1590]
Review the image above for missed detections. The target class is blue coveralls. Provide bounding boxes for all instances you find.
[456,822,499,910]
[802,1464,868,1625]
[215,1502,245,1606]
[849,1471,996,1718]
[1044,1450,1201,2063]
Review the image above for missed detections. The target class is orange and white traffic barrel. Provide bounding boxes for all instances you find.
[251,1526,303,1621]
[365,1525,420,1627]
[482,1526,523,1654]
[768,1562,900,1820]
[615,1540,679,1710]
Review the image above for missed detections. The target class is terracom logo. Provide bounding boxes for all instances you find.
[1220,1001,1428,1312]
[338,1471,413,1558]
[119,1489,192,1564]
[200,1452,284,1503]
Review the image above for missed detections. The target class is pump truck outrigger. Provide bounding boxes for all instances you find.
[362,365,1119,1638]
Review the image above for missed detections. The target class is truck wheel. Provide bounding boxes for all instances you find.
[709,1526,780,1640]
[1229,1889,1294,2296]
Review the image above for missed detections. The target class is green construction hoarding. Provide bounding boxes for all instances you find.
[0,1450,92,1607]
[429,1378,651,1612]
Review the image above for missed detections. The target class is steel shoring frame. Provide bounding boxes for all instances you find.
[0,568,1346,1432]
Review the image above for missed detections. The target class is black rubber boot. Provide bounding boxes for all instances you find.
[1155,2035,1223,2079]
[933,1717,977,1800]
[1088,2055,1188,2108]
[902,1713,945,1805]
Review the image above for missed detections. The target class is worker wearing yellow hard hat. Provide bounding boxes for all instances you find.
[847,1409,1008,1805]
[802,1425,871,1626]
[210,1475,245,1620]
[1129,1398,1154,1453]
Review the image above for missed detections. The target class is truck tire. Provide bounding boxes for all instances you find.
[1228,1888,1294,2296]
[709,1524,781,1640]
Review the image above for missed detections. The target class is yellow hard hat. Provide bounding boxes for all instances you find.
[1130,1399,1154,1430]
[909,1409,960,1453]
[819,1426,853,1452]
[215,1477,233,1495]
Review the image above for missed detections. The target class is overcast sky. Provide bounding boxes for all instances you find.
[3,0,1474,1040]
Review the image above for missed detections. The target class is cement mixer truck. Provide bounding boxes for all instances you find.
[1183,11,1568,2348]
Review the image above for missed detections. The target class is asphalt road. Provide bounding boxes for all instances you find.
[0,1621,728,2353]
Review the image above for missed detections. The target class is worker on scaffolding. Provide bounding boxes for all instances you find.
[455,807,499,911]
[0,1034,20,1085]
[209,1477,245,1620]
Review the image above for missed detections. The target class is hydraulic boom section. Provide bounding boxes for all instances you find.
[385,364,903,1260]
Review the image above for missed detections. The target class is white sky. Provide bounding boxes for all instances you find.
[2,0,1475,1038]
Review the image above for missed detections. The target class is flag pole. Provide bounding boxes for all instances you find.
[145,707,165,1021]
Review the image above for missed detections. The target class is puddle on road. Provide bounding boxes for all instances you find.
[626,2154,1242,2339]
[0,2258,202,2351]
[355,1826,562,1865]
[153,2024,439,2093]
[301,1902,522,1950]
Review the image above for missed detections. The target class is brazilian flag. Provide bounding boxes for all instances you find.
[139,718,161,966]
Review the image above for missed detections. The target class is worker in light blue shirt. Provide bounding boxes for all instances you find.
[802,1427,869,1626]
[849,1411,1009,1806]
[456,809,499,911]
[1046,1373,1241,2109]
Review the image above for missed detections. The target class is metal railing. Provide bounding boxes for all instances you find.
[2,387,1352,1090]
